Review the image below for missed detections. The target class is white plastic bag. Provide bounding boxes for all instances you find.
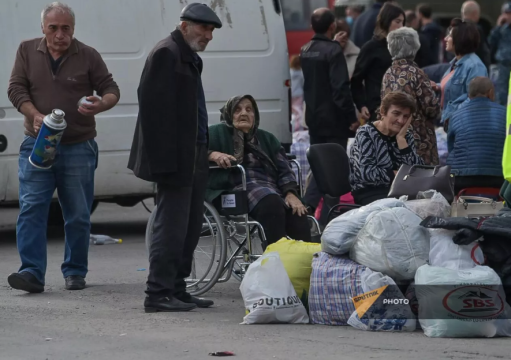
[240,252,309,324]
[401,190,451,219]
[321,198,406,255]
[415,265,511,338]
[348,269,416,331]
[429,229,485,270]
[351,207,430,280]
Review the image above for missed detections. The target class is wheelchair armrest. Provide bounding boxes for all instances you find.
[208,162,247,191]
[287,156,304,197]
[327,203,362,223]
[331,203,362,211]
[208,160,239,169]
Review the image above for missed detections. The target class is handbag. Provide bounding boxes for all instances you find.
[451,196,504,218]
[388,165,455,203]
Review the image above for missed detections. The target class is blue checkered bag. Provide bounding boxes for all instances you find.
[290,141,309,187]
[309,252,366,326]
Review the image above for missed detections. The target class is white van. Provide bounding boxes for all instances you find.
[0,0,291,220]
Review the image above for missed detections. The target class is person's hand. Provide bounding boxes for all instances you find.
[33,113,45,134]
[430,80,439,91]
[78,96,104,116]
[360,107,371,121]
[349,120,361,132]
[397,116,413,140]
[209,151,236,169]
[285,193,308,217]
[334,31,349,49]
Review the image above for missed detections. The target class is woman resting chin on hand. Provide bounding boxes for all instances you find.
[349,92,424,206]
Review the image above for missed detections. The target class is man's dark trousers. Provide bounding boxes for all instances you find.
[304,136,348,226]
[146,145,209,298]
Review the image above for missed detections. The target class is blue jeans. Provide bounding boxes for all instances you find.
[17,136,97,284]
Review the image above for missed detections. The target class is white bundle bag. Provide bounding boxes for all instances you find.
[321,198,405,255]
[348,269,416,332]
[415,265,511,338]
[240,252,309,324]
[400,190,451,219]
[429,229,485,270]
[351,207,430,280]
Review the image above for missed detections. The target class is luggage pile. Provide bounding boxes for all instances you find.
[239,191,511,338]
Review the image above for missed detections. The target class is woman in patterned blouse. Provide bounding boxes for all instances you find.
[382,27,441,165]
[349,92,424,205]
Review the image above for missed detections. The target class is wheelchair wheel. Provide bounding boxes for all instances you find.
[145,202,227,296]
[225,220,266,282]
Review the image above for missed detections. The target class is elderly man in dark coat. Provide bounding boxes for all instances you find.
[128,3,222,313]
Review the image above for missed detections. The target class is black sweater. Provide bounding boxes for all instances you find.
[351,37,392,121]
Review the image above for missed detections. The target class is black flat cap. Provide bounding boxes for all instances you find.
[180,3,223,29]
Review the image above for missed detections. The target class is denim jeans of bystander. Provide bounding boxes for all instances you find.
[16,136,97,285]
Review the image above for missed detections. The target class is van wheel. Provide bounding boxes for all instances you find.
[47,201,99,226]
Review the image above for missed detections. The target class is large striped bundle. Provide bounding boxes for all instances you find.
[309,252,365,326]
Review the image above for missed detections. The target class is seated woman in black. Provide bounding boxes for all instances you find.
[349,92,424,205]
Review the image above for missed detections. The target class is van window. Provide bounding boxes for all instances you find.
[282,0,328,31]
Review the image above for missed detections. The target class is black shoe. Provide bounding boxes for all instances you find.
[174,292,214,308]
[144,296,197,313]
[8,272,44,293]
[65,276,86,290]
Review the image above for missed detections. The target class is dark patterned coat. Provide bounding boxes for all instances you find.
[381,59,441,165]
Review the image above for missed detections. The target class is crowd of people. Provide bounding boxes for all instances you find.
[291,0,510,221]
[4,0,510,316]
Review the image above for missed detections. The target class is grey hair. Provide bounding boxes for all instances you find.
[41,2,75,26]
[177,20,198,29]
[387,27,421,61]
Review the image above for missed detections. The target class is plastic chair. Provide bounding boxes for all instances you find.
[306,143,360,222]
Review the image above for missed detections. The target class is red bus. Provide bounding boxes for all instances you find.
[282,0,336,56]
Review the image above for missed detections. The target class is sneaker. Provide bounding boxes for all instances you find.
[8,272,44,293]
[65,275,86,290]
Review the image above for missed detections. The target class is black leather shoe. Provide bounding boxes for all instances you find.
[144,296,197,313]
[8,272,44,293]
[174,292,214,308]
[65,276,86,290]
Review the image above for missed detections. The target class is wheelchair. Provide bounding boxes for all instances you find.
[145,155,322,296]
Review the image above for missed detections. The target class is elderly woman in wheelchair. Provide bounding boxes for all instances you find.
[207,95,312,246]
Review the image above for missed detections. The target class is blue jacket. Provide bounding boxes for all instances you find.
[351,3,382,48]
[447,97,506,177]
[441,53,488,124]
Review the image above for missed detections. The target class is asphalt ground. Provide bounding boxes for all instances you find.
[0,203,509,360]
